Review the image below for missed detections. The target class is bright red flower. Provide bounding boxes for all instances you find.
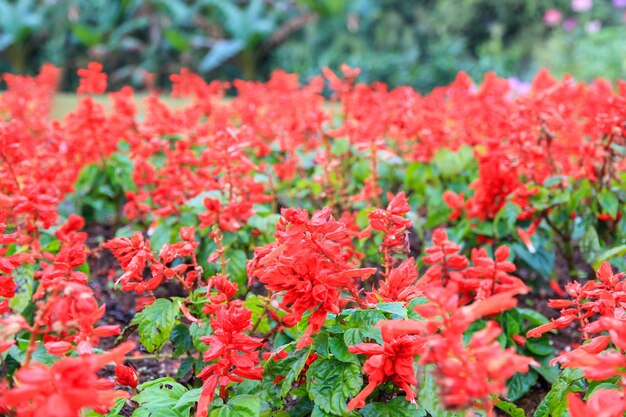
[420,228,469,287]
[3,342,134,417]
[347,330,425,410]
[371,257,420,302]
[77,62,107,94]
[196,304,263,417]
[568,390,626,417]
[248,207,376,348]
[114,363,138,388]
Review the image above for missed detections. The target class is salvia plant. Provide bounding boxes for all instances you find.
[0,62,624,417]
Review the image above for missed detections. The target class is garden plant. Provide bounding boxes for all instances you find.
[0,63,625,417]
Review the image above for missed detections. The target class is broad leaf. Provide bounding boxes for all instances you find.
[131,299,179,353]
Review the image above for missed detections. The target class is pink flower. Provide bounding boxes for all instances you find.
[544,9,563,26]
[563,18,578,31]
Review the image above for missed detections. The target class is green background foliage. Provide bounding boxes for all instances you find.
[1,0,625,91]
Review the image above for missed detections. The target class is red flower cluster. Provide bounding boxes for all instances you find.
[349,287,533,416]
[248,207,376,348]
[347,325,425,410]
[366,192,412,271]
[2,342,135,417]
[419,229,528,302]
[77,62,107,94]
[105,227,200,307]
[527,263,626,416]
[196,304,263,417]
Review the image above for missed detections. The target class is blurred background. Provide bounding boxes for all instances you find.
[1,0,625,92]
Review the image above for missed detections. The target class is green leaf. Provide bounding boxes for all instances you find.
[177,355,195,380]
[517,308,550,326]
[419,370,466,417]
[526,336,553,357]
[189,321,212,353]
[360,397,426,417]
[496,400,526,417]
[131,299,179,353]
[262,346,311,398]
[216,395,260,417]
[244,294,270,334]
[343,327,382,346]
[227,249,248,287]
[580,225,601,264]
[598,189,619,218]
[533,369,585,417]
[330,138,350,155]
[328,337,358,363]
[432,146,474,178]
[165,29,190,52]
[247,214,281,235]
[506,371,538,402]
[494,203,522,238]
[170,324,192,358]
[593,244,626,269]
[134,378,189,417]
[150,219,175,253]
[199,39,244,72]
[9,264,35,314]
[176,388,202,414]
[533,355,560,384]
[512,243,555,280]
[307,358,362,415]
[376,302,408,319]
[585,380,619,400]
[72,23,102,46]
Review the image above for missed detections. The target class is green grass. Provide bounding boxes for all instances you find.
[50,93,190,120]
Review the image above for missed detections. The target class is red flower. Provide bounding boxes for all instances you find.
[248,207,376,348]
[420,228,469,287]
[463,245,529,300]
[568,389,626,417]
[371,257,420,302]
[3,342,134,417]
[115,363,138,388]
[77,62,107,94]
[0,274,16,298]
[368,192,412,252]
[442,190,465,220]
[196,304,263,417]
[347,328,425,410]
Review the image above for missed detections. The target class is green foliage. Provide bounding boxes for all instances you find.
[210,395,260,417]
[131,298,180,353]
[496,400,526,417]
[2,0,625,89]
[418,370,468,417]
[533,369,585,417]
[133,377,199,417]
[262,345,311,403]
[360,397,426,417]
[86,398,126,417]
[306,358,362,416]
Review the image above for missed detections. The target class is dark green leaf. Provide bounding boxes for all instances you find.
[598,189,619,218]
[170,324,192,358]
[506,371,538,402]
